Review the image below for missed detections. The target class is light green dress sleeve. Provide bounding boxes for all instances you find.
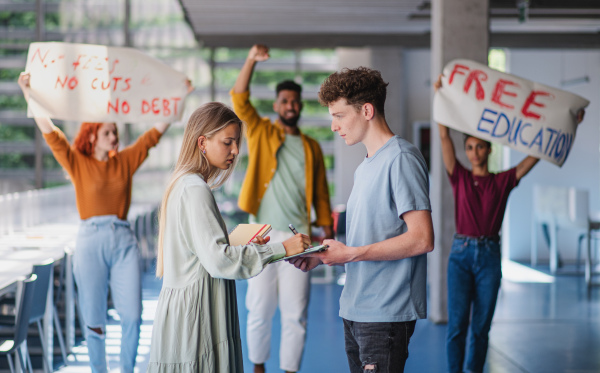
[177,175,285,280]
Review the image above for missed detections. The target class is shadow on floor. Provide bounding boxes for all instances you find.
[52,262,600,373]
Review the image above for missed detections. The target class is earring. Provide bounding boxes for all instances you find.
[202,149,206,154]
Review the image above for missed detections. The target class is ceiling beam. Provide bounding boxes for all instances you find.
[179,0,600,50]
[193,32,600,49]
[195,33,431,49]
[491,32,600,48]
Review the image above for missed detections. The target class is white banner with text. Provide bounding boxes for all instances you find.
[433,59,589,166]
[25,42,190,123]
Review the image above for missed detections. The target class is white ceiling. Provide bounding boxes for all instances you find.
[177,0,600,49]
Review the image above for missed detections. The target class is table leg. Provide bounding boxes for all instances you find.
[531,218,539,267]
[586,228,592,287]
[43,269,54,372]
[549,219,558,274]
[65,253,75,354]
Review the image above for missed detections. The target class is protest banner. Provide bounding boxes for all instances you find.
[25,42,190,123]
[433,59,589,166]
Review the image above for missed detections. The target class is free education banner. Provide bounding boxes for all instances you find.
[25,42,190,123]
[433,59,589,167]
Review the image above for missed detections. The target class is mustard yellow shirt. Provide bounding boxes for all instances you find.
[43,127,162,220]
[230,89,333,230]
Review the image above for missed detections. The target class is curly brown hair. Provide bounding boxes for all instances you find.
[318,67,388,117]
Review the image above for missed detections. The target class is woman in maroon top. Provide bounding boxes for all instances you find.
[434,76,584,373]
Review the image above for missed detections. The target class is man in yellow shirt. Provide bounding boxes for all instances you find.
[231,44,333,373]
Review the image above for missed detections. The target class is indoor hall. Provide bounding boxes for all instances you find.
[1,0,600,373]
[40,265,600,372]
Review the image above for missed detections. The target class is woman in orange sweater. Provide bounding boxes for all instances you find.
[18,72,177,373]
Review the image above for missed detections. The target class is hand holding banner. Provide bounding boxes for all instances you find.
[25,42,191,123]
[433,59,589,167]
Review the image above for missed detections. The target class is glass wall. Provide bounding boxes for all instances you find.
[0,0,337,225]
[211,47,337,201]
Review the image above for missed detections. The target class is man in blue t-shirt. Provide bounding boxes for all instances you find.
[290,67,434,373]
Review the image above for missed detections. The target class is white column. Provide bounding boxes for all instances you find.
[371,47,405,138]
[429,0,490,323]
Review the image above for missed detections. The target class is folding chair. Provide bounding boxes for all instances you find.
[0,260,54,373]
[0,274,37,373]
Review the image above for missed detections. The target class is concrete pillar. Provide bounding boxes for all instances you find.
[429,0,490,323]
[333,47,405,205]
[371,47,405,138]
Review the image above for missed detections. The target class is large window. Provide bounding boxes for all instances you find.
[211,47,337,203]
[0,1,338,228]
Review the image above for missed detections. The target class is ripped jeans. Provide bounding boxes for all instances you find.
[343,319,416,373]
[73,216,142,373]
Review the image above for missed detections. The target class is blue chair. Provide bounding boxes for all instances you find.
[0,260,54,373]
[0,274,37,373]
[50,254,69,365]
[134,214,148,270]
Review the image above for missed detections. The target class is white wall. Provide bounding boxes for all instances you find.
[504,50,600,263]
[404,49,432,142]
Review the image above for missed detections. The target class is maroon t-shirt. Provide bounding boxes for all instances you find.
[449,162,519,237]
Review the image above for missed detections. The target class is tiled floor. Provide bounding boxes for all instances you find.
[53,261,600,373]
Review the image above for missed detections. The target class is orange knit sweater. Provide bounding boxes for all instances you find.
[43,127,162,220]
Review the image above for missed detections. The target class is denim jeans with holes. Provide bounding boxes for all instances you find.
[446,235,502,373]
[343,318,416,373]
[73,215,142,373]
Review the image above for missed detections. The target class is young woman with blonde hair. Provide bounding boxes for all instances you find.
[147,102,311,373]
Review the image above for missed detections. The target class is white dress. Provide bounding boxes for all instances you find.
[147,174,285,373]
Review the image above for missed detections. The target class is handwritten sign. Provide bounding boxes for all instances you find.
[433,59,589,166]
[25,42,190,123]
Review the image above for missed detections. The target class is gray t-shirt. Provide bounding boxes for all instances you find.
[340,136,431,322]
[254,134,308,234]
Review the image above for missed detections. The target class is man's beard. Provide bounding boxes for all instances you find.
[279,114,300,127]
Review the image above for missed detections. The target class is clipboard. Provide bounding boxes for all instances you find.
[271,244,329,263]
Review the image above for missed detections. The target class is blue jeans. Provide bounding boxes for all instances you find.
[446,235,502,373]
[344,318,416,373]
[73,216,142,373]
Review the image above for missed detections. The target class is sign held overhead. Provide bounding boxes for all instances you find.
[25,42,191,124]
[433,59,589,167]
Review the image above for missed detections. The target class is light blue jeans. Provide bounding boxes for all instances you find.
[73,215,142,373]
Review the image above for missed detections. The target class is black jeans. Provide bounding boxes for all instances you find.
[343,319,417,373]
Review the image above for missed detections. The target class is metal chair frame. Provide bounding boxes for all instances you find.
[0,274,37,373]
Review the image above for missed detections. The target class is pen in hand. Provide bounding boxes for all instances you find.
[289,224,312,250]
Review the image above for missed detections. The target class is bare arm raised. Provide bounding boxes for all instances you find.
[434,75,457,175]
[515,156,539,181]
[18,72,54,134]
[232,44,270,94]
